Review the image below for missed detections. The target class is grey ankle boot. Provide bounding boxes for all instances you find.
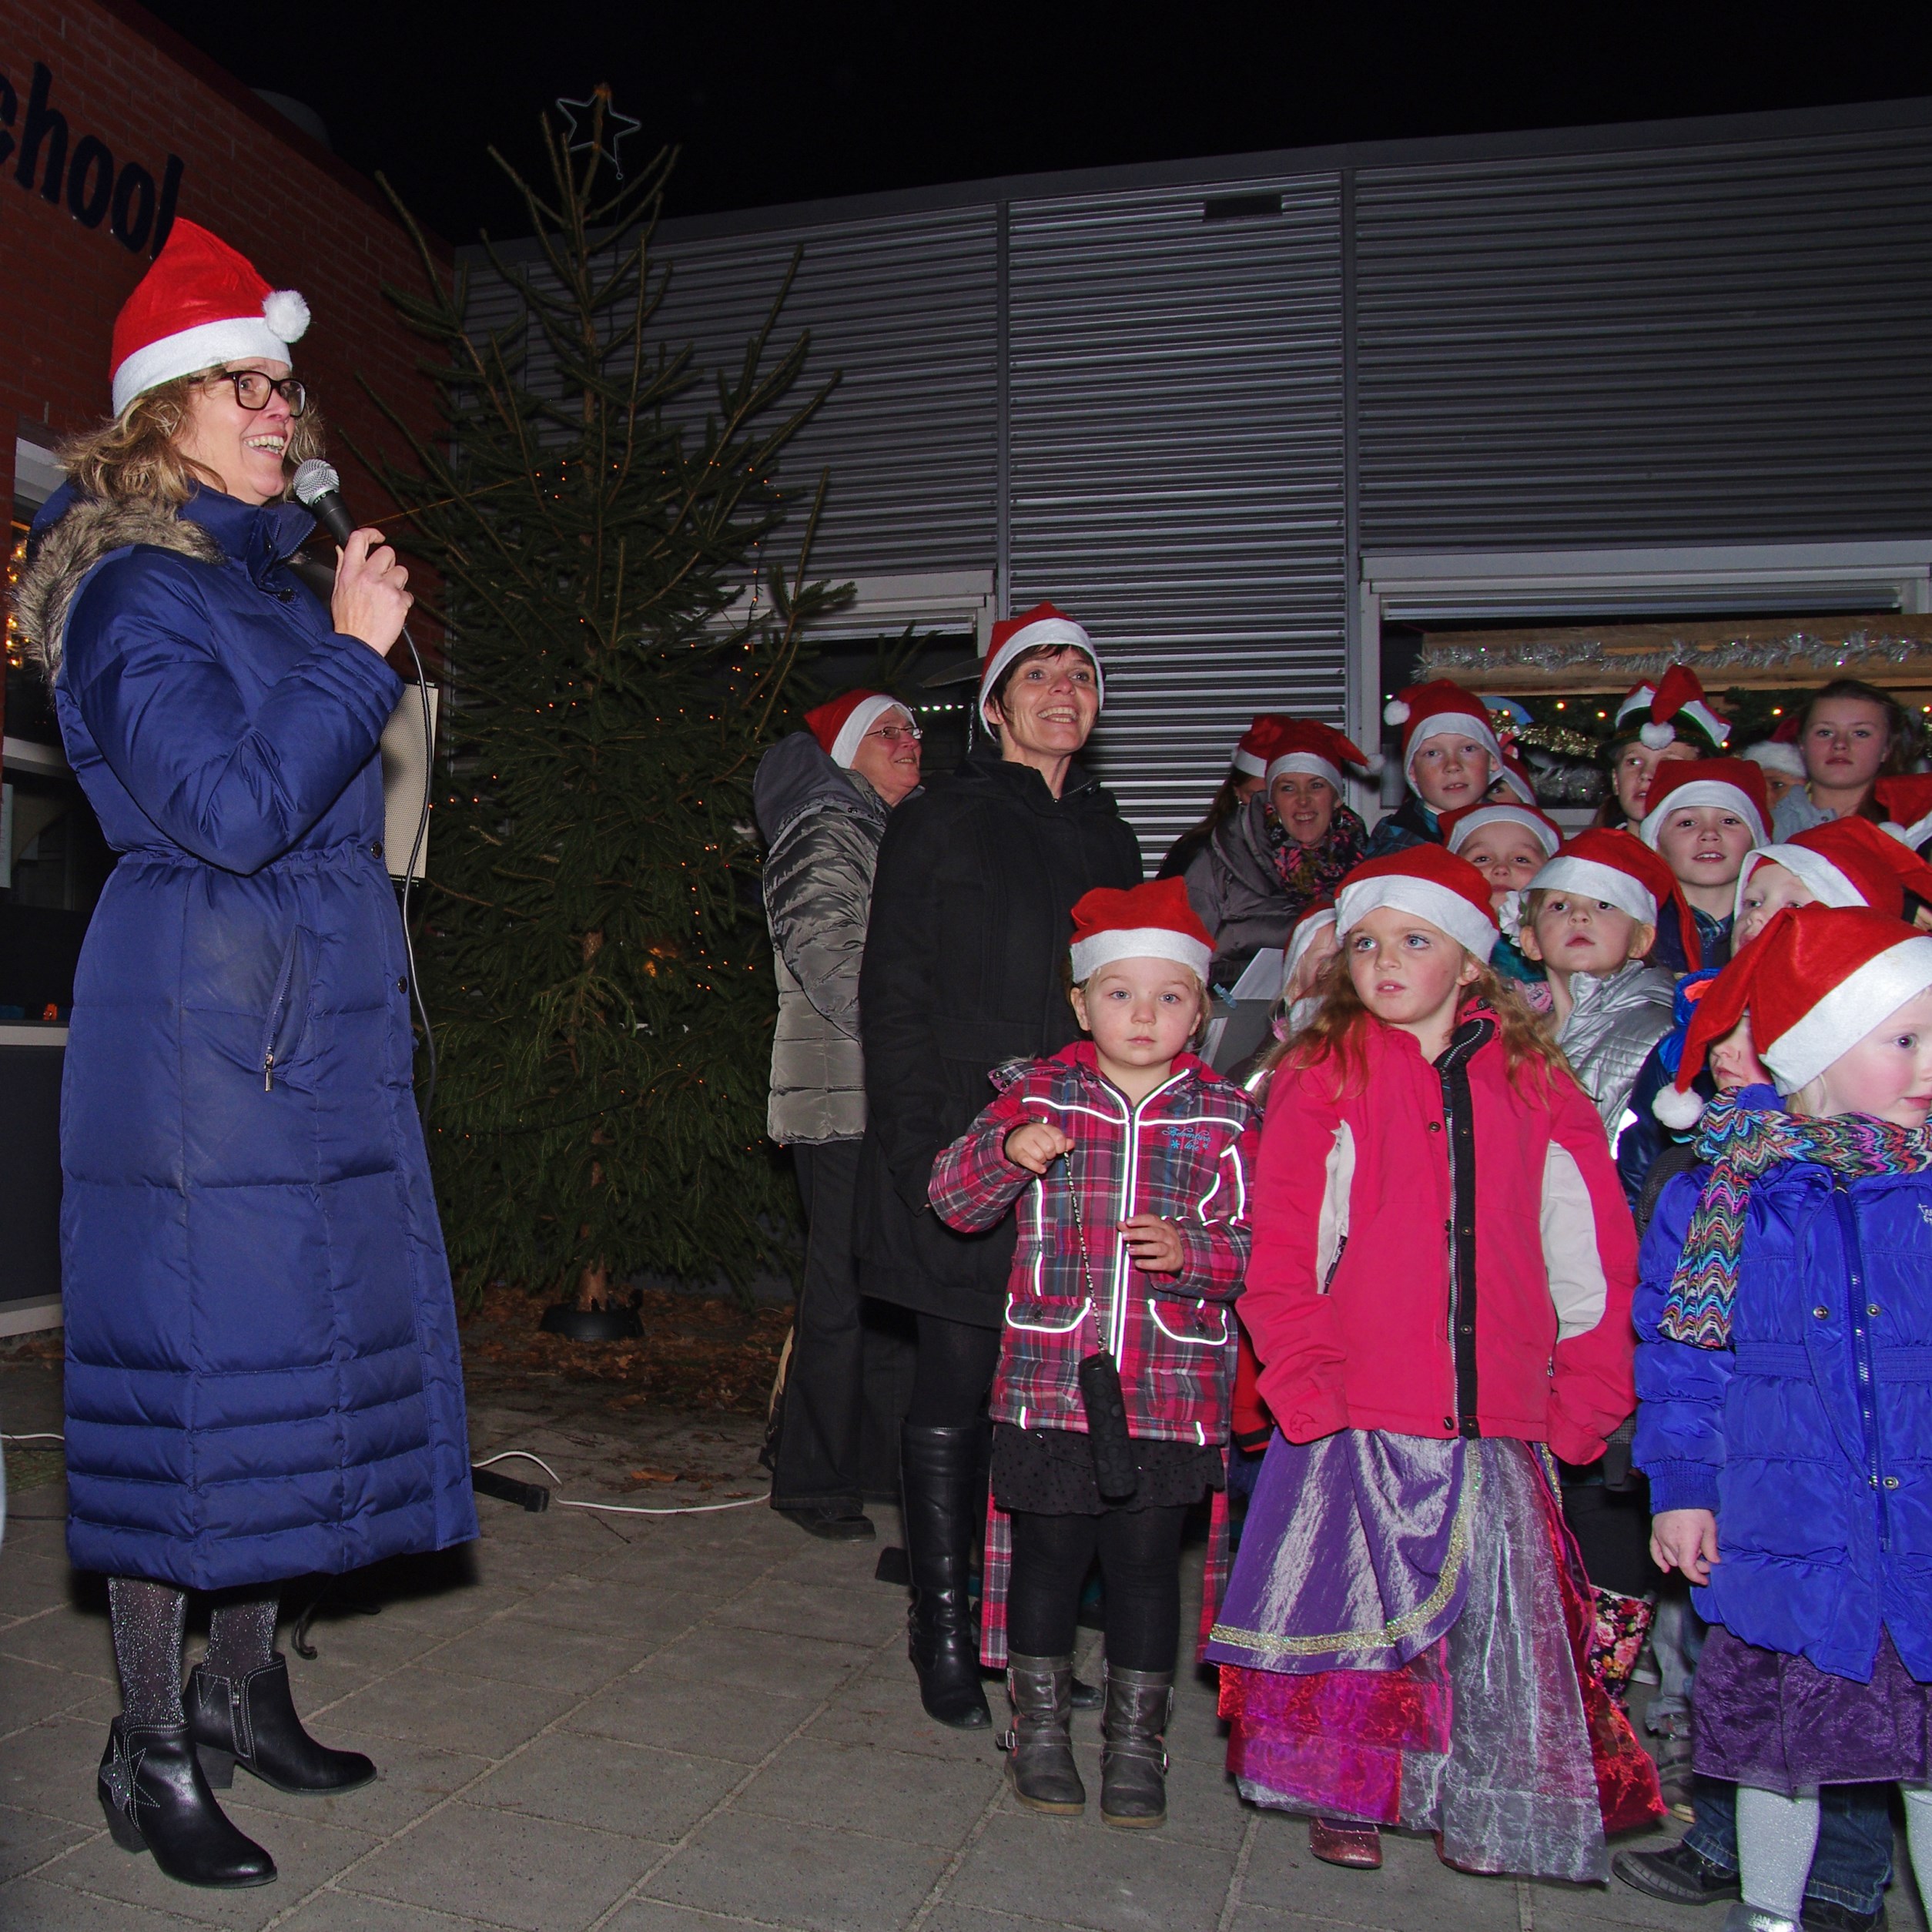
[1100,1665,1172,1828]
[1003,1652,1085,1814]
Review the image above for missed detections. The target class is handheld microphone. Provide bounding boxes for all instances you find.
[290,457,439,1117]
[292,459,357,548]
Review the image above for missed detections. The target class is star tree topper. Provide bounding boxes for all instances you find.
[554,84,642,182]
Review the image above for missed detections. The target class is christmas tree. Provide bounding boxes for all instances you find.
[364,92,846,1307]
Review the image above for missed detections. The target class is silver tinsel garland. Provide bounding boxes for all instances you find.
[1421,629,1929,681]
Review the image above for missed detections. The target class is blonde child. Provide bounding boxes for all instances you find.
[1638,758,1770,973]
[1638,905,1932,1932]
[1441,799,1564,990]
[1364,681,1505,857]
[929,878,1256,1830]
[1207,845,1660,1879]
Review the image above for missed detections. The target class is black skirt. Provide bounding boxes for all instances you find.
[991,1421,1224,1516]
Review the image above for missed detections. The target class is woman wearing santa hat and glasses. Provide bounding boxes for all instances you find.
[856,603,1141,1730]
[12,223,474,1890]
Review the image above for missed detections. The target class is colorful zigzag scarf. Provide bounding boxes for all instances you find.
[1659,1096,1932,1348]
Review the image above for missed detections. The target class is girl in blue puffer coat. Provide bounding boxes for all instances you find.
[1636,904,1932,1932]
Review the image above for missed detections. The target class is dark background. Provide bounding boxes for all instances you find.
[141,1,1932,243]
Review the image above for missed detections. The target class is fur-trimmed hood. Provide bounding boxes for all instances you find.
[12,490,223,681]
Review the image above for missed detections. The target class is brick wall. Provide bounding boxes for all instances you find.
[0,0,447,551]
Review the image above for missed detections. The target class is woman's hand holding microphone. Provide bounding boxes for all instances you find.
[331,528,413,657]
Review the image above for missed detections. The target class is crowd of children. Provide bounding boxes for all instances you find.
[918,665,1932,1928]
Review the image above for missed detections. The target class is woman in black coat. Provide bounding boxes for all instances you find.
[857,603,1140,1726]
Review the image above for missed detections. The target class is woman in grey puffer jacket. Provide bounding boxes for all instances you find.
[756,691,921,1535]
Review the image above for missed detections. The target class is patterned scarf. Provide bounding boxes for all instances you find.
[1659,1095,1932,1348]
[1265,802,1366,908]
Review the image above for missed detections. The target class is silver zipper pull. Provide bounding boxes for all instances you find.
[263,1051,275,1093]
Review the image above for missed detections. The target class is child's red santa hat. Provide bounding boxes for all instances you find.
[1659,903,1932,1122]
[1492,742,1539,806]
[1381,680,1502,782]
[110,219,310,418]
[1613,664,1729,752]
[1262,719,1384,794]
[1740,738,1806,784]
[1334,845,1499,963]
[1637,756,1770,849]
[1069,877,1213,983]
[803,688,912,769]
[1736,813,1932,925]
[1876,775,1932,853]
[1529,827,1700,968]
[1284,899,1338,986]
[1440,799,1563,862]
[1231,714,1290,778]
[979,602,1102,719]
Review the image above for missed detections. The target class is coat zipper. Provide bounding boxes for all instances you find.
[1104,1071,1187,1362]
[260,935,301,1093]
[1830,1180,1890,1552]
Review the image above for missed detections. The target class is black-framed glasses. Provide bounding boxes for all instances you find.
[210,370,309,417]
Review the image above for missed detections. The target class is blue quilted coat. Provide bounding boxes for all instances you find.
[1634,1089,1932,1683]
[28,483,477,1589]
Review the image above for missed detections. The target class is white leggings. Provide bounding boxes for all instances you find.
[1738,1782,1932,1921]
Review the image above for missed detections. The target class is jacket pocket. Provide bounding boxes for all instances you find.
[258,926,313,1092]
[1004,1294,1092,1335]
[1148,1297,1231,1348]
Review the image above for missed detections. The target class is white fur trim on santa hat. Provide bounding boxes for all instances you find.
[1402,708,1502,778]
[1444,803,1561,860]
[1527,855,1658,929]
[1231,746,1268,778]
[1762,935,1932,1095]
[1284,906,1338,984]
[1639,779,1766,850]
[1265,751,1343,794]
[1733,845,1863,922]
[111,303,307,418]
[979,616,1101,715]
[1334,875,1498,964]
[828,695,910,769]
[1070,927,1212,983]
[1742,739,1806,782]
[1652,1083,1709,1129]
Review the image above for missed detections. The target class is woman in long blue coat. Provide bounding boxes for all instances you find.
[14,221,476,1891]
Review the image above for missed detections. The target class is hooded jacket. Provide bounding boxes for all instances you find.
[1636,1112,1932,1683]
[14,483,477,1589]
[1552,962,1676,1140]
[755,731,893,1145]
[856,745,1142,1324]
[1242,1012,1639,1464]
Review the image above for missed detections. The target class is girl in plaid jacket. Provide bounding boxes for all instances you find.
[929,878,1257,1830]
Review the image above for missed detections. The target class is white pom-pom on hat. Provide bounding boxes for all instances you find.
[1652,1083,1708,1130]
[1383,698,1411,725]
[1639,720,1677,749]
[263,289,310,343]
[1361,752,1386,775]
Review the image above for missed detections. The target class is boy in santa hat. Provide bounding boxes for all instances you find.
[1364,680,1505,858]
[1441,799,1565,990]
[1639,758,1771,975]
[928,878,1257,1832]
[1636,906,1932,1932]
[1602,666,1729,830]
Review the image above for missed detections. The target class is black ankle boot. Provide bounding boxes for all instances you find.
[188,1653,376,1795]
[900,1422,992,1729]
[97,1718,276,1888]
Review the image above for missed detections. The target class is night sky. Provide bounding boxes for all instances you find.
[143,1,1932,243]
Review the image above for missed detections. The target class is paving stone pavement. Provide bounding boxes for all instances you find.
[3,1354,1927,1932]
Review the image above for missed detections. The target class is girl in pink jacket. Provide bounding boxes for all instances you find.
[1204,845,1661,1882]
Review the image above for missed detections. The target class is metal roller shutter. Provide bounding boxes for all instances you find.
[1355,129,1932,550]
[1006,176,1348,866]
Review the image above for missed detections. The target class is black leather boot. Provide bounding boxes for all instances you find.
[900,1421,991,1729]
[187,1654,376,1794]
[1100,1665,1172,1829]
[97,1718,276,1888]
[1003,1652,1085,1813]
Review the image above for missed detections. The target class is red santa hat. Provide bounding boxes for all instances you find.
[1876,775,1932,852]
[1637,757,1770,849]
[1613,664,1729,752]
[109,219,310,418]
[1740,738,1806,784]
[1382,681,1503,782]
[1231,714,1290,778]
[1069,877,1213,983]
[979,602,1103,718]
[803,688,912,769]
[1440,799,1563,862]
[1491,742,1539,806]
[1284,900,1338,986]
[1736,813,1932,924]
[1528,827,1699,968]
[1661,904,1932,1116]
[1334,845,1500,964]
[1262,719,1384,794]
